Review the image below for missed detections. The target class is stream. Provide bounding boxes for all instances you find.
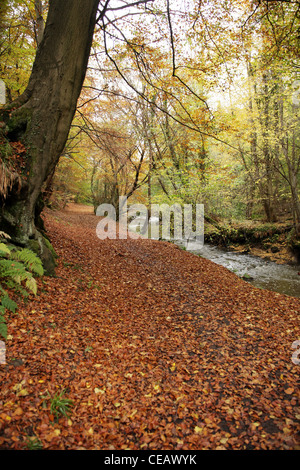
[176,241,300,299]
[129,215,300,299]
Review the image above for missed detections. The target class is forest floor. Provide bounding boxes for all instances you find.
[0,203,299,450]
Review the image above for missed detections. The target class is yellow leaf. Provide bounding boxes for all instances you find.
[4,401,14,407]
[44,429,60,442]
[170,363,176,372]
[251,422,260,430]
[12,381,25,392]
[129,409,137,419]
[220,437,228,445]
[194,426,203,434]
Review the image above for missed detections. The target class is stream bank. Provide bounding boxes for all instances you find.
[183,219,300,298]
[129,213,300,298]
[204,218,300,265]
[175,241,300,299]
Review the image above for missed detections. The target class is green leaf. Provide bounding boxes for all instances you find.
[0,321,7,340]
[1,295,18,313]
[11,248,44,276]
[0,243,11,255]
[0,259,28,281]
[25,277,37,295]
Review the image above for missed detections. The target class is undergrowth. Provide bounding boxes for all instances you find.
[0,231,44,339]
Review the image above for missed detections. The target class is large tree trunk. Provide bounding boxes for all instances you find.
[0,0,99,274]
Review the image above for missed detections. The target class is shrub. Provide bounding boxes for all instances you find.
[0,231,44,339]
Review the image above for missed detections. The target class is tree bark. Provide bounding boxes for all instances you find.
[34,0,45,47]
[0,0,99,274]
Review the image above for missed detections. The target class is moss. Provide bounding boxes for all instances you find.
[0,138,13,160]
[204,219,295,251]
[42,235,58,260]
[27,233,57,276]
[6,107,32,142]
[27,239,40,253]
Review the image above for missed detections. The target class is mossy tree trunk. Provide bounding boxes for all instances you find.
[0,0,99,274]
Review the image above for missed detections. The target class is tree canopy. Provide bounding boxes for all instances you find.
[0,0,300,268]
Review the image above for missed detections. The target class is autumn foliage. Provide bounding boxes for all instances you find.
[0,204,299,450]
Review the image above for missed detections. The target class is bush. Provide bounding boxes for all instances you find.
[0,231,44,339]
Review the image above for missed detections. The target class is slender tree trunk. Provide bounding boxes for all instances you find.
[0,0,99,273]
[248,63,277,222]
[34,0,45,47]
[287,130,300,234]
[261,72,276,222]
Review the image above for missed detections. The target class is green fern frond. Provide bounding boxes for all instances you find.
[0,320,7,340]
[5,281,29,297]
[0,232,44,340]
[1,295,18,313]
[0,243,11,256]
[0,304,7,339]
[11,248,44,276]
[25,277,37,295]
[0,285,7,296]
[0,259,30,283]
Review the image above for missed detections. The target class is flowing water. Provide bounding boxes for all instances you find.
[176,242,300,299]
[129,215,300,298]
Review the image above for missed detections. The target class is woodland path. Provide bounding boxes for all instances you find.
[0,204,299,450]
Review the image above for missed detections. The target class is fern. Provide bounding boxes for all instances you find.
[0,304,7,339]
[0,259,31,282]
[0,232,44,340]
[0,242,11,255]
[11,248,44,276]
[1,295,18,313]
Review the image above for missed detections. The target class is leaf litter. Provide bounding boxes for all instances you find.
[0,205,299,450]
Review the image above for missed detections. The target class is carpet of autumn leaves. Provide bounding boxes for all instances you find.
[0,204,299,450]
